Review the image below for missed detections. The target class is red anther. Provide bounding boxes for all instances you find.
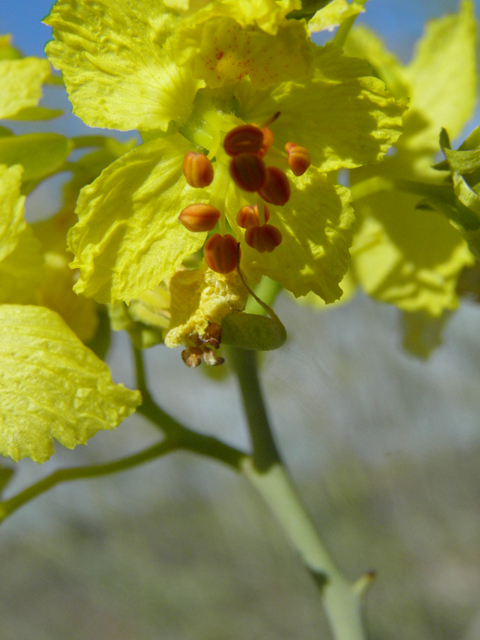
[258,127,274,158]
[201,322,222,349]
[179,203,221,232]
[181,347,204,368]
[229,153,267,192]
[224,124,264,156]
[203,348,225,366]
[258,166,291,206]
[204,233,238,274]
[183,152,214,188]
[245,224,283,253]
[285,143,311,176]
[236,203,270,229]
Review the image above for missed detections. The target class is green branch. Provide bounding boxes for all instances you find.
[229,346,370,640]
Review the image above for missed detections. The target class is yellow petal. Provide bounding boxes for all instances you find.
[231,169,355,301]
[69,135,209,303]
[352,190,474,315]
[164,265,248,348]
[45,0,202,131]
[174,16,312,89]
[308,0,365,33]
[0,57,50,119]
[167,0,301,35]
[405,0,477,152]
[0,305,141,463]
[0,226,43,304]
[236,44,405,172]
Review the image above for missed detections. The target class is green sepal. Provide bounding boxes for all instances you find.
[7,106,64,121]
[0,133,73,187]
[221,312,287,351]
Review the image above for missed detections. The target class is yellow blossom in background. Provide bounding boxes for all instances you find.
[345,1,477,317]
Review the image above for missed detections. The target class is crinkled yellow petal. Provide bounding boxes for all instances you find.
[45,0,202,131]
[0,34,20,60]
[0,164,25,262]
[404,0,477,152]
[0,57,50,119]
[165,265,248,348]
[236,44,405,172]
[0,305,141,463]
[228,169,355,301]
[352,190,474,315]
[175,17,311,88]
[308,0,365,33]
[69,135,209,304]
[167,0,301,34]
[294,269,357,308]
[344,26,410,100]
[0,227,43,304]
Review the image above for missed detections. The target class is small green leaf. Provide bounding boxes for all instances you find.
[221,312,287,351]
[0,305,141,463]
[0,133,72,184]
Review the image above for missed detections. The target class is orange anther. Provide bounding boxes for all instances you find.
[204,233,238,274]
[285,143,311,176]
[258,166,291,206]
[178,203,221,232]
[258,127,274,157]
[236,203,270,229]
[229,153,267,192]
[245,224,283,253]
[224,124,264,156]
[183,152,214,188]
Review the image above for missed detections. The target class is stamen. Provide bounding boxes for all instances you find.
[204,233,238,273]
[285,143,311,176]
[229,153,267,192]
[203,348,225,366]
[224,124,264,156]
[179,203,221,232]
[183,152,214,188]
[245,224,283,253]
[200,322,222,349]
[258,127,274,158]
[181,347,204,368]
[260,111,281,128]
[258,166,291,206]
[236,203,270,228]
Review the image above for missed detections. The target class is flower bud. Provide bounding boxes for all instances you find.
[285,143,311,176]
[258,127,274,157]
[224,124,264,156]
[258,166,291,206]
[181,347,204,368]
[229,153,267,192]
[236,203,270,229]
[183,152,214,188]
[204,233,238,274]
[245,224,283,253]
[179,203,221,232]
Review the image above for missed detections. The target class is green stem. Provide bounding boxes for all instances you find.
[230,348,368,640]
[333,0,368,49]
[0,439,178,522]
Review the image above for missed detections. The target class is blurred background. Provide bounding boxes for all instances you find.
[1,1,480,638]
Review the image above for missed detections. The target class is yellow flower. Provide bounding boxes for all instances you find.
[45,0,404,306]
